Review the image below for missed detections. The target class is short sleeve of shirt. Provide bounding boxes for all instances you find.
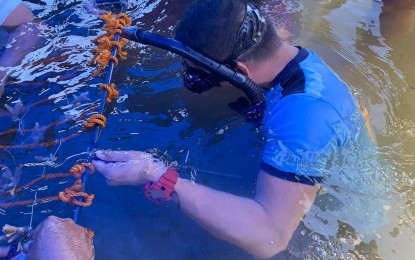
[262,93,346,185]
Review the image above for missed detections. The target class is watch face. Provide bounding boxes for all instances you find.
[148,190,166,201]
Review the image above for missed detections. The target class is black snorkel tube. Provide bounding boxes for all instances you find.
[121,26,266,120]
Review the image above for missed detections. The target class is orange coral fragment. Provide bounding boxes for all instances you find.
[89,12,132,76]
[100,83,119,103]
[83,114,107,128]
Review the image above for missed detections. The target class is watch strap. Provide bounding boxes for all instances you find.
[144,167,179,204]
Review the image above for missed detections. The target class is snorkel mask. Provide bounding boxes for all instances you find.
[121,3,267,121]
[181,60,223,93]
[181,3,266,94]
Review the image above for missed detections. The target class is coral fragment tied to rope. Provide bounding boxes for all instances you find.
[89,12,132,77]
[83,113,107,128]
[100,83,119,103]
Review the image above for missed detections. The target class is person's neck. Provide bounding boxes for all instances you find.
[249,42,299,85]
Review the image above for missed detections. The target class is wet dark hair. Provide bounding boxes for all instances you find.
[175,0,281,64]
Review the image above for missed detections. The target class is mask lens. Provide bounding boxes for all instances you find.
[181,61,221,94]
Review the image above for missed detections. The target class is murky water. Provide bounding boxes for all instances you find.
[296,1,415,259]
[0,0,414,259]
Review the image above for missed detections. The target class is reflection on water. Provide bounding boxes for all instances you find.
[0,0,414,259]
[294,0,415,259]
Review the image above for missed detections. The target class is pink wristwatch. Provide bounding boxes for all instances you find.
[144,167,179,204]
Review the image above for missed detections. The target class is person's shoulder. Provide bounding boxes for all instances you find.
[292,48,357,118]
[267,92,340,122]
[264,93,342,140]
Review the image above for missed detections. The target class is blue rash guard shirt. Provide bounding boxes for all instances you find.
[261,47,359,185]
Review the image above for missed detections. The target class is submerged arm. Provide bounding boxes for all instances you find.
[93,150,319,258]
[0,3,40,87]
[0,23,41,68]
[173,170,318,258]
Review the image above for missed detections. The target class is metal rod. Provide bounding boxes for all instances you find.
[72,8,124,222]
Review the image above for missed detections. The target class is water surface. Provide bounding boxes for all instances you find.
[0,0,414,259]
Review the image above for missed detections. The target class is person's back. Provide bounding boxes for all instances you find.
[263,45,387,249]
[262,47,358,184]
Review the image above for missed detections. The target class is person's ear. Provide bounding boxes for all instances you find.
[235,61,250,76]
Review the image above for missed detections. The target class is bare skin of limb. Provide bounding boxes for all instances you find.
[0,2,40,98]
[0,216,94,259]
[1,3,34,27]
[93,149,319,259]
[173,171,318,258]
[91,43,312,259]
[26,216,94,260]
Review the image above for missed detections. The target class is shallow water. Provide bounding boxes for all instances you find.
[0,0,414,259]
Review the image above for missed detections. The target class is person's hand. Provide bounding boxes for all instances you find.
[26,216,94,260]
[92,150,168,186]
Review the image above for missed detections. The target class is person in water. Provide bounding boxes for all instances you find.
[91,0,366,258]
[0,216,94,260]
[0,0,40,99]
[0,0,367,258]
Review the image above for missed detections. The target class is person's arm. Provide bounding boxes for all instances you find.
[174,171,318,258]
[1,2,34,28]
[26,216,94,260]
[0,23,41,68]
[0,2,40,92]
[93,150,318,258]
[0,216,94,260]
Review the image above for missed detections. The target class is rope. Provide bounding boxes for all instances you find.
[70,163,95,177]
[1,163,95,200]
[1,180,94,209]
[0,132,81,150]
[89,12,131,77]
[1,12,130,244]
[0,106,99,150]
[83,114,107,128]
[84,228,95,239]
[1,10,132,244]
[58,180,94,207]
[100,83,119,103]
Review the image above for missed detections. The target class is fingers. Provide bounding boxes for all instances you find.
[92,160,134,186]
[92,150,168,186]
[92,159,122,186]
[95,150,151,162]
[92,159,151,186]
[91,160,114,178]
